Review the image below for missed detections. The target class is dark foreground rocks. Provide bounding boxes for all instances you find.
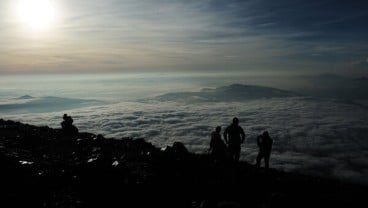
[0,119,366,208]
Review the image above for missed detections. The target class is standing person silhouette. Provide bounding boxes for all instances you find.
[223,117,245,162]
[209,126,227,162]
[256,131,273,169]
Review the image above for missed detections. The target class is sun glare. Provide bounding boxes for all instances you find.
[17,0,57,30]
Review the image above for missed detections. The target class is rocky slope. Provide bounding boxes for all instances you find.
[0,119,366,208]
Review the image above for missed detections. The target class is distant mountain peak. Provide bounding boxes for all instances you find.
[228,83,247,88]
[17,95,34,99]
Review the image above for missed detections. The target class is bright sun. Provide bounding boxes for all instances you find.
[17,0,57,29]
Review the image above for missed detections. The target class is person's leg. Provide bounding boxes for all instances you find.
[227,148,234,161]
[265,153,270,169]
[228,145,237,161]
[256,152,262,167]
[234,151,239,162]
[234,147,240,162]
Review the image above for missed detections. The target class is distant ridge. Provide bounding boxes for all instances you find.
[154,84,298,102]
[0,96,103,113]
[16,95,34,99]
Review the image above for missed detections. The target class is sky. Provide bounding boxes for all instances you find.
[0,0,368,75]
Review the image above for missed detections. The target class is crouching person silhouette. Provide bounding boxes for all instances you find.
[61,114,79,136]
[256,131,273,169]
[209,126,227,162]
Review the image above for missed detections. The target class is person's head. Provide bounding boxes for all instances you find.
[63,114,68,120]
[263,131,269,137]
[232,117,239,125]
[215,126,221,133]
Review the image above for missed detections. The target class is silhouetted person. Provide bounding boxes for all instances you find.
[209,126,227,162]
[61,114,78,136]
[256,131,273,169]
[172,142,189,155]
[61,114,73,127]
[224,117,245,162]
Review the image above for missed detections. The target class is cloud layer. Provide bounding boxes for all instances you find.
[2,96,368,183]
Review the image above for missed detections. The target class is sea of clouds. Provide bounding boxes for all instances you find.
[2,96,368,184]
[1,73,368,183]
